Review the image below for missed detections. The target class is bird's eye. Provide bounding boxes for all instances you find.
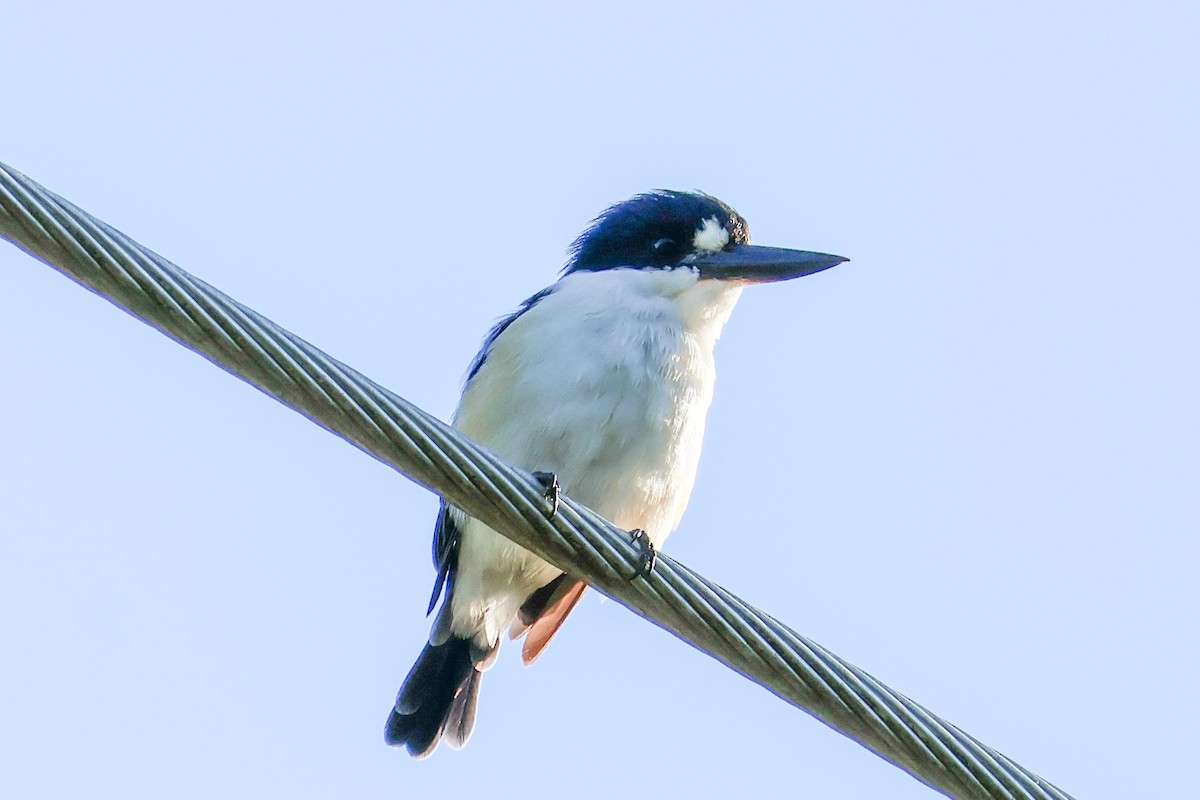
[653,237,677,253]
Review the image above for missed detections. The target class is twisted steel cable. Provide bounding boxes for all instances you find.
[0,162,1074,800]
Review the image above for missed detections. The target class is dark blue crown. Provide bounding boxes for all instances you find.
[565,191,749,274]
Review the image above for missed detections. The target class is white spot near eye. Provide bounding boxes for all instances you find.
[692,216,730,254]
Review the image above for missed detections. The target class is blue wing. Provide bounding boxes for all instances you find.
[427,503,459,615]
[428,284,558,615]
[463,285,555,383]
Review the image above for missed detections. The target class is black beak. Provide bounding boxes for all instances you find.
[693,244,847,283]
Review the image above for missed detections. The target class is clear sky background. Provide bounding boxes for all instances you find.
[1,3,1196,798]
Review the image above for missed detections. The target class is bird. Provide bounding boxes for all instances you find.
[385,190,846,757]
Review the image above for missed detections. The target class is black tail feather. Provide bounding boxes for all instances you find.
[385,637,479,758]
[443,668,482,750]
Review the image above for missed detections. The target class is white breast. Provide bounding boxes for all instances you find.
[448,267,742,646]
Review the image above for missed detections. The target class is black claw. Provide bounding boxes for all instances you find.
[532,471,560,517]
[628,529,657,579]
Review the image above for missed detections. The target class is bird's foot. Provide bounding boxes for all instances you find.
[628,529,657,579]
[532,471,560,517]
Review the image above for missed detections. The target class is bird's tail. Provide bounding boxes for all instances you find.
[385,636,485,758]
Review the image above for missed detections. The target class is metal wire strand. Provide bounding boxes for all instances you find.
[0,162,1075,800]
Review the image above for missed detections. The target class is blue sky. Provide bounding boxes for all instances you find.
[2,3,1196,798]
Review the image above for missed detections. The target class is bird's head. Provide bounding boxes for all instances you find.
[565,190,846,283]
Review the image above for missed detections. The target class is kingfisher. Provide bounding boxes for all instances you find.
[385,191,846,757]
